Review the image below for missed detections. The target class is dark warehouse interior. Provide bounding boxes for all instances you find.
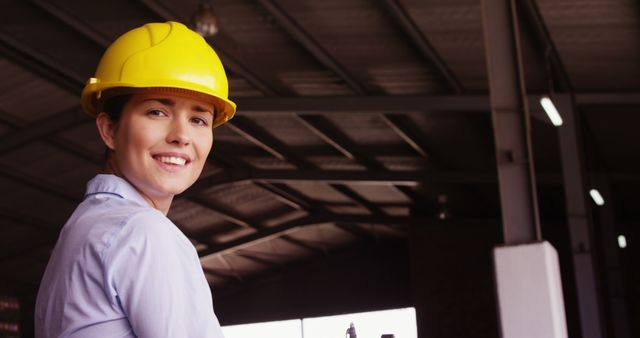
[1,0,640,337]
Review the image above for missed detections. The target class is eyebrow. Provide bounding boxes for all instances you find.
[144,98,214,114]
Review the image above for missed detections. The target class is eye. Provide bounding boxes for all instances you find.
[191,116,209,127]
[147,109,168,117]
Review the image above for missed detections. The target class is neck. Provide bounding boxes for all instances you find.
[103,156,173,215]
[140,194,173,215]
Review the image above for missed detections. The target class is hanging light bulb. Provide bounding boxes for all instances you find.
[191,1,219,37]
[436,194,452,220]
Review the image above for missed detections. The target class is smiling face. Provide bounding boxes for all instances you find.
[96,90,215,213]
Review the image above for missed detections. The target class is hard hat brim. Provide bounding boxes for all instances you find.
[82,84,236,128]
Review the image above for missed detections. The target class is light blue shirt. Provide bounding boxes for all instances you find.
[35,174,225,338]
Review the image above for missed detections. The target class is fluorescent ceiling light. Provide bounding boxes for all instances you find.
[618,235,627,249]
[589,189,605,206]
[539,96,563,126]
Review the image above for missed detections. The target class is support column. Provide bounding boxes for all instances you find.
[482,0,538,245]
[594,175,631,338]
[482,0,568,337]
[555,96,606,338]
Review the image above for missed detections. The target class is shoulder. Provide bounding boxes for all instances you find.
[111,207,175,248]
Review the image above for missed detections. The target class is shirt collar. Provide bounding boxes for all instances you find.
[85,174,149,208]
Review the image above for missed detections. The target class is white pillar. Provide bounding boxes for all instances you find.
[494,241,568,338]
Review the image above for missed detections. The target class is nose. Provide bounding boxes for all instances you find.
[166,116,191,146]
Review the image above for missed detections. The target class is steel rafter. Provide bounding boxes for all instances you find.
[0,107,89,155]
[198,213,493,259]
[330,185,385,216]
[378,0,464,93]
[231,94,640,112]
[254,182,378,242]
[293,116,355,160]
[226,116,307,164]
[202,267,241,282]
[254,0,367,94]
[0,164,81,203]
[379,114,431,158]
[294,115,384,169]
[519,0,572,92]
[245,168,500,185]
[253,182,310,210]
[234,95,490,113]
[183,168,569,194]
[234,251,281,269]
[30,0,111,49]
[0,31,84,94]
[251,0,432,201]
[189,196,254,229]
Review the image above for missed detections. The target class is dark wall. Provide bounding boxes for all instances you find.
[213,240,413,326]
[409,223,501,338]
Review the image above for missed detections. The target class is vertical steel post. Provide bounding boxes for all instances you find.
[594,175,631,338]
[481,0,539,244]
[554,96,606,338]
[482,1,569,337]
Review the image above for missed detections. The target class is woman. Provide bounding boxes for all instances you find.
[35,21,236,337]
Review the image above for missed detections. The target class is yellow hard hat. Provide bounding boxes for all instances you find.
[81,21,236,128]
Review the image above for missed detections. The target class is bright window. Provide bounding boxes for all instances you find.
[222,308,417,338]
[222,319,302,338]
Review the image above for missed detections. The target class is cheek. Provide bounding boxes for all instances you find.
[127,126,159,151]
[197,131,214,157]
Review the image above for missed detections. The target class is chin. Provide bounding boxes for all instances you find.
[162,178,198,195]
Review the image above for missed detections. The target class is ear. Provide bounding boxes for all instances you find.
[96,112,117,150]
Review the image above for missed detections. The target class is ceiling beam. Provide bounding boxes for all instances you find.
[232,93,640,113]
[234,95,490,113]
[198,213,495,259]
[330,184,385,216]
[254,0,367,94]
[246,168,500,185]
[379,113,431,158]
[208,38,280,96]
[188,167,324,256]
[294,115,384,169]
[251,0,469,209]
[183,168,560,194]
[197,215,320,258]
[30,0,111,48]
[253,182,310,210]
[0,31,84,94]
[378,0,465,93]
[0,110,102,166]
[519,0,572,92]
[0,107,89,155]
[188,196,255,229]
[0,163,81,203]
[294,116,355,160]
[256,181,388,240]
[574,94,640,106]
[202,267,240,281]
[234,251,282,268]
[227,116,315,168]
[225,117,289,162]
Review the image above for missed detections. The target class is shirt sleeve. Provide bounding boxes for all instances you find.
[103,209,224,338]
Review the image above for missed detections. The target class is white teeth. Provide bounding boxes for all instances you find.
[156,156,187,165]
